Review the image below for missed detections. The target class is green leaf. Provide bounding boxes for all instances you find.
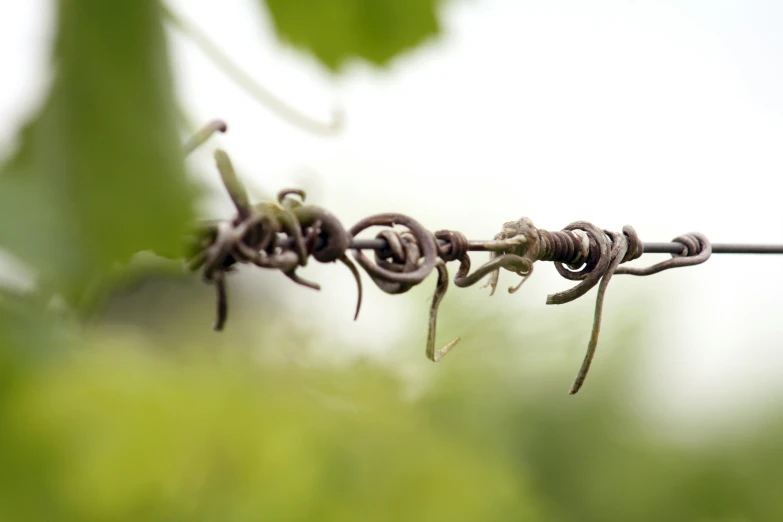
[261,0,442,70]
[0,0,194,305]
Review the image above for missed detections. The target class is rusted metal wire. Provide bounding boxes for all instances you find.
[185,120,783,395]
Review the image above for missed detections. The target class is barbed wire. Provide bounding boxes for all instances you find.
[186,120,783,395]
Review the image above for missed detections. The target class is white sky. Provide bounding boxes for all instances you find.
[2,0,783,427]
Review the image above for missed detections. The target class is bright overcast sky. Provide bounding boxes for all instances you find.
[2,0,783,426]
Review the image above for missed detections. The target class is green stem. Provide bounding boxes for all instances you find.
[162,3,343,136]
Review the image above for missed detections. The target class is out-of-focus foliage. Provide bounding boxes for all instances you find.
[0,336,537,522]
[2,307,783,521]
[260,0,442,70]
[2,1,783,521]
[0,0,193,306]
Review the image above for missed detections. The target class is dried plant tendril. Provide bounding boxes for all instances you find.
[185,123,742,394]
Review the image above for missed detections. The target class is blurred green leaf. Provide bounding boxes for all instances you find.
[261,0,442,70]
[2,291,783,522]
[0,0,194,305]
[0,341,541,522]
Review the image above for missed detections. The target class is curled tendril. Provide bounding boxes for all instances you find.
[547,221,611,305]
[340,257,363,321]
[454,253,534,290]
[293,204,362,320]
[615,232,710,276]
[187,129,714,396]
[365,230,422,294]
[214,149,252,219]
[349,213,438,288]
[213,271,227,331]
[349,219,464,362]
[184,119,227,156]
[427,260,460,362]
[566,229,627,395]
[479,217,539,296]
[278,189,307,206]
[476,218,646,394]
[186,126,363,328]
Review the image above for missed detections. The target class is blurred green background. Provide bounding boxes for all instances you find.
[1,1,783,521]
